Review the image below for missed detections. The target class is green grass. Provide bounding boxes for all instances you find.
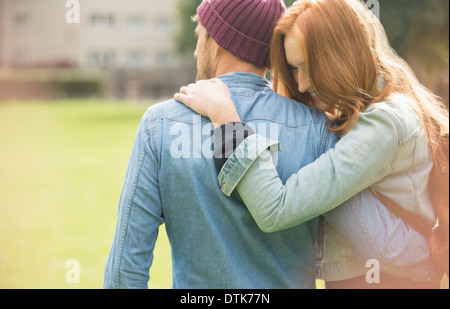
[0,100,172,289]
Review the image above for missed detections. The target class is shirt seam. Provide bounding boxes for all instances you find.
[114,127,151,288]
[350,196,385,262]
[148,109,160,163]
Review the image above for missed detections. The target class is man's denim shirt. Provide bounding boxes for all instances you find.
[103,72,336,289]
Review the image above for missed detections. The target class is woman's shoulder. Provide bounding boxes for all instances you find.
[367,93,419,119]
[364,94,422,141]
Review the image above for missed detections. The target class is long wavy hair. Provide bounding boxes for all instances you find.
[271,0,449,154]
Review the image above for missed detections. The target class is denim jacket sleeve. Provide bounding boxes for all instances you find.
[104,108,164,289]
[218,107,399,232]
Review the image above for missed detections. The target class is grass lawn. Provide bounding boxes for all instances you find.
[0,100,447,289]
[0,100,172,289]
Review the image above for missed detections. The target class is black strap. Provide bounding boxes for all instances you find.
[371,189,432,237]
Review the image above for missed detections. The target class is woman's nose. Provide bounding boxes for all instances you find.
[297,71,311,93]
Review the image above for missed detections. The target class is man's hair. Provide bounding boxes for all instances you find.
[192,14,210,38]
[191,14,200,23]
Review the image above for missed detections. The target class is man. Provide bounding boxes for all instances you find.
[104,0,329,289]
[104,0,440,289]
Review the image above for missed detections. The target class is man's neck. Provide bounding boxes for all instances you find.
[214,53,266,78]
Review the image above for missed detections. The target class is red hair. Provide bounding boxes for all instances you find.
[270,0,448,146]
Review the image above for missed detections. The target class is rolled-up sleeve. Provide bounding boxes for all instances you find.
[213,122,256,174]
[217,133,280,197]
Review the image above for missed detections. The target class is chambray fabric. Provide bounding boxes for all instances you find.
[103,72,334,289]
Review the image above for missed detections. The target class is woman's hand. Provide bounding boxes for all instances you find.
[174,78,241,128]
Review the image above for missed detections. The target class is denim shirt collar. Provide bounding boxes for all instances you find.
[218,72,271,89]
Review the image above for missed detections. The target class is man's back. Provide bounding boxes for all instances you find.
[104,72,335,289]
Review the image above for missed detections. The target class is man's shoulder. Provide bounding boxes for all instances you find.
[145,98,202,124]
[249,90,329,125]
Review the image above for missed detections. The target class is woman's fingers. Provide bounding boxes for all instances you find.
[175,82,203,104]
[177,79,220,97]
[174,78,232,119]
[174,92,189,103]
[175,85,193,104]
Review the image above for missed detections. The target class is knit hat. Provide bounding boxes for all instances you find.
[197,0,286,68]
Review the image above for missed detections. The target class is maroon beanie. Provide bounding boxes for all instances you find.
[197,0,286,68]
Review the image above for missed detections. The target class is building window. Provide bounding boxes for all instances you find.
[155,18,173,35]
[90,14,115,30]
[155,53,173,68]
[127,51,147,69]
[88,51,115,68]
[127,16,146,35]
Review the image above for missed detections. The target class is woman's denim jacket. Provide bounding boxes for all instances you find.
[217,94,442,283]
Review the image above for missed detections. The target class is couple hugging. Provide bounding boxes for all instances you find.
[104,0,449,289]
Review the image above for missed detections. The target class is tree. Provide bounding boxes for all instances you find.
[284,0,296,7]
[380,0,449,70]
[379,0,449,104]
[175,0,202,54]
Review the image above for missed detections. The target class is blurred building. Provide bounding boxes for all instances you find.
[0,0,196,100]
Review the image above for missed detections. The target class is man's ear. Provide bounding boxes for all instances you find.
[209,40,223,73]
[214,43,224,58]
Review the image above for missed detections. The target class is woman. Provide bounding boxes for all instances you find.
[175,0,448,288]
